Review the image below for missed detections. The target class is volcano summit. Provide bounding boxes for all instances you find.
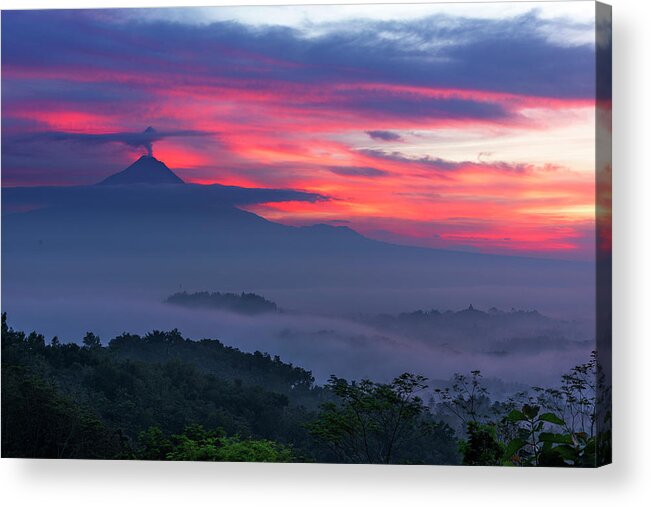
[98,155,185,186]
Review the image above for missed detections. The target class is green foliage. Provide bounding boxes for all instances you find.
[500,404,565,466]
[1,315,317,461]
[498,407,605,468]
[308,373,458,464]
[1,313,609,466]
[136,424,295,462]
[460,421,504,466]
[538,412,566,425]
[107,328,318,405]
[136,426,175,460]
[498,402,603,467]
[164,425,224,461]
[82,332,102,349]
[1,366,126,459]
[434,359,611,468]
[216,436,295,462]
[496,353,611,467]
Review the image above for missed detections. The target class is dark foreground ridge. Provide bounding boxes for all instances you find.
[1,314,609,466]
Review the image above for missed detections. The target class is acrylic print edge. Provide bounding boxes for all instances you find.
[595,0,612,467]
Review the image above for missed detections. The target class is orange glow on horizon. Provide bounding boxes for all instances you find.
[2,53,598,260]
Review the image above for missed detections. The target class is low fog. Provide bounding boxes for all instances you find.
[2,287,593,389]
[2,182,597,390]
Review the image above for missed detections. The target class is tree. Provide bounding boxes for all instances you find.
[26,331,46,353]
[433,370,491,426]
[460,421,503,466]
[308,373,452,464]
[82,332,101,349]
[1,369,125,459]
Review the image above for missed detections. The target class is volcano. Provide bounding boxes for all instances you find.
[98,155,185,185]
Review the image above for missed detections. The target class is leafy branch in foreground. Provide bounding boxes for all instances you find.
[436,353,610,467]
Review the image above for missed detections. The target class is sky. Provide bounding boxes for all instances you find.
[1,2,598,260]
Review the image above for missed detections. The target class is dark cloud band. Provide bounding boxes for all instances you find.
[34,127,212,157]
[360,149,532,174]
[366,130,402,142]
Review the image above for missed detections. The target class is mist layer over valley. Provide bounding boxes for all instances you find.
[2,164,596,389]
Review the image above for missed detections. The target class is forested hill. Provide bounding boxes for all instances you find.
[107,328,314,401]
[1,314,460,464]
[1,314,327,460]
[165,291,279,315]
[2,314,607,466]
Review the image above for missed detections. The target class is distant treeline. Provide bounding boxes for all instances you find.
[166,291,278,315]
[1,314,610,466]
[362,305,550,330]
[356,305,591,356]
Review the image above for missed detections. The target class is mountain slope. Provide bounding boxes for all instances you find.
[98,155,185,185]
[1,158,595,318]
